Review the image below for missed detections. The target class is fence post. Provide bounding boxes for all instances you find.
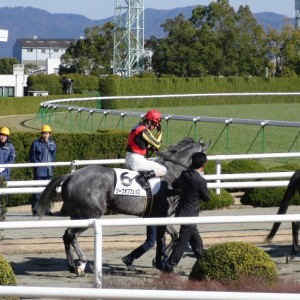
[215,159,221,195]
[70,161,76,173]
[165,116,171,145]
[261,121,268,153]
[94,219,103,288]
[225,119,232,154]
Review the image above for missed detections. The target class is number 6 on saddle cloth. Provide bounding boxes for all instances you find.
[114,168,160,197]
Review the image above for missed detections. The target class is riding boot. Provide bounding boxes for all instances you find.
[135,170,156,189]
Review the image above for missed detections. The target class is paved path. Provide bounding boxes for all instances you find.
[2,202,300,292]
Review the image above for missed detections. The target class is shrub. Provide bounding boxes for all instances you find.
[222,159,266,193]
[201,189,234,210]
[241,186,300,207]
[0,255,17,285]
[189,242,277,284]
[223,159,266,174]
[0,256,18,300]
[203,160,216,175]
[268,164,300,172]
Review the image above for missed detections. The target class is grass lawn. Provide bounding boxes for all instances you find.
[2,102,300,168]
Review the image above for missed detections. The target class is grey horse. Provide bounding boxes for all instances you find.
[36,137,210,275]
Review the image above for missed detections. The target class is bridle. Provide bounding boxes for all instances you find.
[157,151,191,183]
[158,151,189,169]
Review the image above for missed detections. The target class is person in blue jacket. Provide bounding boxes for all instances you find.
[0,127,16,219]
[0,127,15,181]
[29,125,56,216]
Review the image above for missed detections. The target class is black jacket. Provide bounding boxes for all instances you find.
[173,169,210,217]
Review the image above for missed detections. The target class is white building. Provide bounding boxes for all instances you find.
[13,38,76,68]
[0,64,28,97]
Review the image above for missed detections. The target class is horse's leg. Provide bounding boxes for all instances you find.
[63,229,76,273]
[63,228,87,276]
[164,224,178,258]
[288,222,300,263]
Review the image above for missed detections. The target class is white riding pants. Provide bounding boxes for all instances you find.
[125,152,167,177]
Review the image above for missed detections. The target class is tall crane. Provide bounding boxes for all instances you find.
[113,0,144,77]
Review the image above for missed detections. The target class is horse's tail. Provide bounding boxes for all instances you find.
[37,174,70,217]
[265,170,300,243]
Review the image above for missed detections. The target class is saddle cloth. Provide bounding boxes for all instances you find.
[114,168,160,196]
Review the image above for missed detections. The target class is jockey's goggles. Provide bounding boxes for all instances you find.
[151,122,160,127]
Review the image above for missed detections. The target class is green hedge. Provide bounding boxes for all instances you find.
[99,76,300,109]
[6,129,128,207]
[0,94,97,116]
[27,74,99,95]
[2,75,300,116]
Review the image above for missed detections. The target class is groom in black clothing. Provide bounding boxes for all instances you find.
[163,152,210,273]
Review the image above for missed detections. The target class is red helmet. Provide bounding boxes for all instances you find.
[144,110,162,124]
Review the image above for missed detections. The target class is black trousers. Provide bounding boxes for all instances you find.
[167,224,203,268]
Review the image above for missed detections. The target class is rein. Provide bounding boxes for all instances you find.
[158,151,191,184]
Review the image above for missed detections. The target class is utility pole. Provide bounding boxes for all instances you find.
[113,0,144,77]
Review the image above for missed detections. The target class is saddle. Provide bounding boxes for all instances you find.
[135,170,156,189]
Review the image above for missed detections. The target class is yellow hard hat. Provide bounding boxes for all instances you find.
[41,125,52,133]
[0,127,10,136]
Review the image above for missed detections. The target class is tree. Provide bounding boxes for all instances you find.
[24,63,39,75]
[190,0,239,76]
[60,22,114,76]
[0,57,19,74]
[151,14,201,77]
[235,5,268,76]
[279,23,300,76]
[265,22,300,77]
[151,0,270,77]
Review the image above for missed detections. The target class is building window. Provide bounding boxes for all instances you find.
[41,49,46,53]
[27,49,33,52]
[53,49,59,53]
[3,87,14,97]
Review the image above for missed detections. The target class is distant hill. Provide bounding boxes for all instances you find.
[0,6,294,58]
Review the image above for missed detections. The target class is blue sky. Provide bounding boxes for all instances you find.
[0,0,295,20]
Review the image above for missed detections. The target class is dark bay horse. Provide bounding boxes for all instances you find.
[265,170,300,263]
[36,137,210,275]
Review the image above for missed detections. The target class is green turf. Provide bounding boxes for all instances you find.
[2,101,298,169]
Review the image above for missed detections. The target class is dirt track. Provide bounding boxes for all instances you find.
[2,200,300,290]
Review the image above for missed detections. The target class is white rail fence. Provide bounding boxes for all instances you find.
[0,152,300,299]
[1,214,300,299]
[0,152,299,195]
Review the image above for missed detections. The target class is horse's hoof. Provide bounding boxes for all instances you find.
[285,252,294,264]
[77,266,85,277]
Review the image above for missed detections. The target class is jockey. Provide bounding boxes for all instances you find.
[126,109,167,189]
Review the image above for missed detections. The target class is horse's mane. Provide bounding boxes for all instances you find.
[157,137,195,157]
